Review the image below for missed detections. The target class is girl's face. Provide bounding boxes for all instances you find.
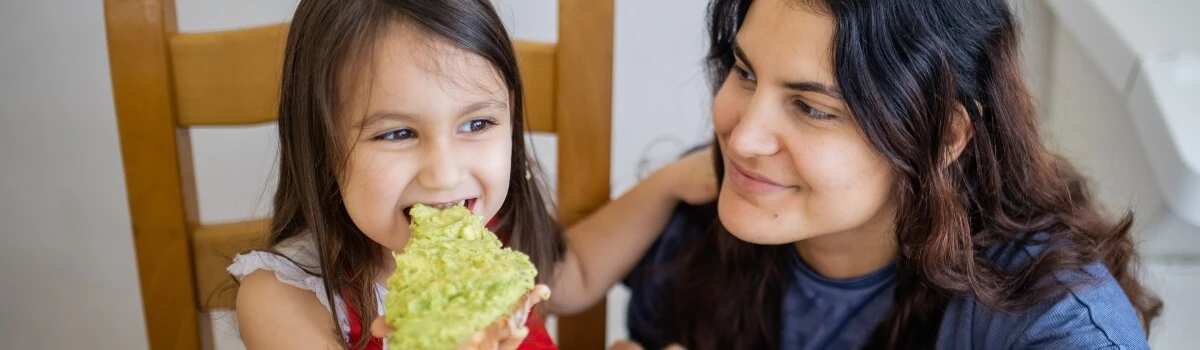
[713,0,897,245]
[339,23,512,254]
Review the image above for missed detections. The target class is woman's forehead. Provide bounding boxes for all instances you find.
[738,0,838,87]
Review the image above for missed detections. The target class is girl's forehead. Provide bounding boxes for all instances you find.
[338,24,510,125]
[378,23,505,92]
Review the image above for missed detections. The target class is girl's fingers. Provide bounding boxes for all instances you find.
[399,285,553,350]
[369,317,392,338]
[498,326,528,350]
[530,284,551,302]
[608,340,645,350]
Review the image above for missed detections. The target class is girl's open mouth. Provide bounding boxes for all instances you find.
[403,198,476,220]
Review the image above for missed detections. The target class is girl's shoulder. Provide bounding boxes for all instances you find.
[226,232,347,322]
[230,232,353,347]
[227,232,324,295]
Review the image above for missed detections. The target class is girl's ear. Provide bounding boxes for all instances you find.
[942,102,975,168]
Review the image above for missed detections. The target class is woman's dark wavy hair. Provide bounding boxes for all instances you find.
[263,0,563,348]
[663,0,1163,348]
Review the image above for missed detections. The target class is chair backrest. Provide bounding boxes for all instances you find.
[103,0,612,349]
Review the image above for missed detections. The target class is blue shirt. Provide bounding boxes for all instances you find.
[623,204,1150,349]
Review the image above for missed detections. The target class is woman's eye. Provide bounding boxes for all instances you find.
[733,65,756,82]
[458,119,496,133]
[377,129,415,141]
[795,101,835,120]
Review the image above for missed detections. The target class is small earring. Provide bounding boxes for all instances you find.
[525,169,532,180]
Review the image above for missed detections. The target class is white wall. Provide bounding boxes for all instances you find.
[1012,0,1054,114]
[1042,19,1200,350]
[0,1,150,349]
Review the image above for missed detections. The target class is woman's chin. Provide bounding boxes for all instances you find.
[717,200,806,245]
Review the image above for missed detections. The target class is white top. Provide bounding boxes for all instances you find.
[226,234,390,349]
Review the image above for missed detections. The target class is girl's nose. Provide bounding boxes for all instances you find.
[416,141,467,190]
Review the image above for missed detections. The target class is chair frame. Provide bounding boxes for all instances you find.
[103,0,612,348]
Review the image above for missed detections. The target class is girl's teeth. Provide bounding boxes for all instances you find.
[411,200,471,212]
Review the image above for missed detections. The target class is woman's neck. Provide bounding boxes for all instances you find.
[793,218,898,280]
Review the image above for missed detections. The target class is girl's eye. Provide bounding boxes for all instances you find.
[458,119,496,133]
[733,65,756,83]
[377,129,415,141]
[795,100,835,120]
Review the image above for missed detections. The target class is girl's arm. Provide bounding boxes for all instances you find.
[548,146,715,315]
[236,270,345,349]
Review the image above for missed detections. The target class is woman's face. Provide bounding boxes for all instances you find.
[713,0,897,245]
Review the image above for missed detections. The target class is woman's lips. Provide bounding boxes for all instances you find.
[726,161,790,194]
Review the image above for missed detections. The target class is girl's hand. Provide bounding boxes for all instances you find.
[370,285,552,350]
[656,145,718,205]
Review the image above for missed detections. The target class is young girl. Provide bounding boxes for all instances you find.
[228,0,562,349]
[555,0,1164,349]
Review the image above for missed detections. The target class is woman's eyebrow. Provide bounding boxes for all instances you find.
[782,81,842,98]
[731,38,756,73]
[733,38,841,98]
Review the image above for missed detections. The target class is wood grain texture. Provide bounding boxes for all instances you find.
[170,23,289,127]
[102,0,201,349]
[192,219,271,310]
[514,41,557,133]
[553,0,614,348]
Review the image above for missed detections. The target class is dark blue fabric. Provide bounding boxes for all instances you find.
[622,205,1150,349]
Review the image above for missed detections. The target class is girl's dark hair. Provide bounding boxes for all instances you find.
[268,0,563,348]
[665,0,1163,348]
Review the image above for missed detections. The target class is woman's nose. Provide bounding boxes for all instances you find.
[727,95,781,158]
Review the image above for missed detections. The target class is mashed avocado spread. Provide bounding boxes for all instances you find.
[384,204,536,349]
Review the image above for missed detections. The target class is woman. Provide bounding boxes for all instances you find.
[552,0,1163,349]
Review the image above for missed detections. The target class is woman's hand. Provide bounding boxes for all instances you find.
[370,285,551,350]
[655,145,718,205]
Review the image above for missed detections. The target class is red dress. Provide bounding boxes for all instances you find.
[343,217,558,350]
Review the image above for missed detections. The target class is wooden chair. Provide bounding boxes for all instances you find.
[103,0,612,348]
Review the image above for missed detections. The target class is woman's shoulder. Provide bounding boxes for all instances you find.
[939,238,1150,349]
[623,202,715,284]
[621,203,716,348]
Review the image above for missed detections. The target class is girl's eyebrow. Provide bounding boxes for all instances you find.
[458,99,507,116]
[355,111,416,130]
[355,99,507,129]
